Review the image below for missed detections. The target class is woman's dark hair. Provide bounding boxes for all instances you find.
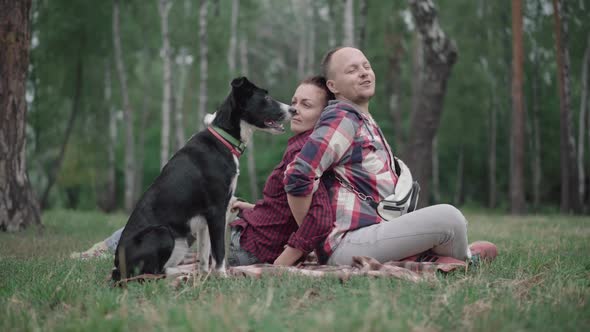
[299,75,335,104]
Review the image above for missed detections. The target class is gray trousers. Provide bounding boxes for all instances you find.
[227,226,261,266]
[327,204,471,266]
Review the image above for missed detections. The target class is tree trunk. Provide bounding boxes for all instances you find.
[404,0,458,208]
[510,0,526,214]
[488,91,498,209]
[293,0,308,80]
[40,47,84,210]
[198,0,209,130]
[480,0,497,210]
[410,31,423,126]
[577,34,590,210]
[552,0,579,213]
[306,1,316,77]
[158,0,173,170]
[101,59,118,212]
[135,96,150,201]
[326,0,337,48]
[432,136,440,204]
[343,0,355,46]
[240,35,259,200]
[227,0,239,77]
[386,33,405,152]
[531,47,542,210]
[0,0,41,231]
[174,47,189,150]
[113,0,136,213]
[454,146,464,206]
[358,0,368,49]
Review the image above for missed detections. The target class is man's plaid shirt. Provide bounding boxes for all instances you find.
[284,100,399,259]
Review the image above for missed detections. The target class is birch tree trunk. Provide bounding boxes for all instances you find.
[113,0,136,213]
[343,0,355,46]
[307,2,316,77]
[227,0,239,77]
[158,0,173,170]
[135,96,150,201]
[198,0,209,130]
[240,35,259,200]
[175,47,188,150]
[577,34,590,209]
[0,0,41,231]
[293,0,308,80]
[40,48,84,209]
[103,60,118,212]
[404,0,458,208]
[326,0,337,48]
[510,0,525,214]
[552,0,580,213]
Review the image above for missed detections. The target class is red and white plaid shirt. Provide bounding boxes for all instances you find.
[231,130,334,263]
[284,100,398,258]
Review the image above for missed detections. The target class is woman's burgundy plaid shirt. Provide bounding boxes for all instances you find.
[230,130,334,263]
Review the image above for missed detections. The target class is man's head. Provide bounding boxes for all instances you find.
[321,47,375,107]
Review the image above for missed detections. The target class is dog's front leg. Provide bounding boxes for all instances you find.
[208,215,227,276]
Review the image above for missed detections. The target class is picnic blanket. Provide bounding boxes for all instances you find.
[112,253,467,288]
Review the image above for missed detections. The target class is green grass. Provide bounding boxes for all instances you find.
[1,210,589,331]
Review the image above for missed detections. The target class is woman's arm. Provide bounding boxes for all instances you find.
[287,194,312,226]
[273,245,304,265]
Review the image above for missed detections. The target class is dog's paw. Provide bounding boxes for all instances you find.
[214,267,228,278]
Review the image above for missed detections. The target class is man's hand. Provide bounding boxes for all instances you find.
[273,245,304,266]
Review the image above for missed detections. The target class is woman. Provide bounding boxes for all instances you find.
[72,76,336,266]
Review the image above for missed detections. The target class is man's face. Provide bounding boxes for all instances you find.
[326,47,376,104]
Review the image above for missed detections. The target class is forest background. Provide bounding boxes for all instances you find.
[14,0,590,220]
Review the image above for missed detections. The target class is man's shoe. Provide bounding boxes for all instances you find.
[468,241,498,268]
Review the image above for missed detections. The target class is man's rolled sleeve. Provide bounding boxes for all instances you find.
[283,108,359,196]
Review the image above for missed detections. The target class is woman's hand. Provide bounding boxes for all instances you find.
[232,200,255,211]
[273,245,304,266]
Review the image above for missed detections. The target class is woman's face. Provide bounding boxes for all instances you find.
[290,84,327,134]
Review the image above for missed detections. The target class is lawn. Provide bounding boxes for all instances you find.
[1,209,589,331]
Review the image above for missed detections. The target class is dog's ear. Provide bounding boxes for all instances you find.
[231,76,254,103]
[231,77,247,88]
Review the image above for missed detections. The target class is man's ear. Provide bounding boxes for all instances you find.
[326,79,338,95]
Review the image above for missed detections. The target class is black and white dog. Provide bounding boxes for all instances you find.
[111,77,292,281]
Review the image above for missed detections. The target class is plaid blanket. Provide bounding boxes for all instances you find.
[112,254,467,288]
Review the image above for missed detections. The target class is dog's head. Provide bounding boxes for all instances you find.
[229,76,292,135]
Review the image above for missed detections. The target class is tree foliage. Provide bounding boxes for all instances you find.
[27,0,590,213]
